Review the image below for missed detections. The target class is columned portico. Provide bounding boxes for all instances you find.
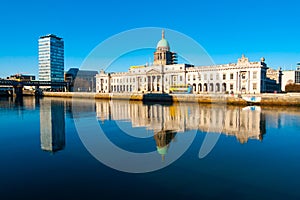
[146,69,162,93]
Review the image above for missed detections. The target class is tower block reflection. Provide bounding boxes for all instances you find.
[40,99,65,152]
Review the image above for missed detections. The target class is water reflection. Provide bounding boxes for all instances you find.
[154,130,177,160]
[1,97,300,199]
[96,101,266,144]
[67,99,96,118]
[40,99,65,152]
[0,96,37,110]
[0,97,268,155]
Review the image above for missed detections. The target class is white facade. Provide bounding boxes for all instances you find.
[38,34,64,82]
[281,68,300,91]
[185,55,267,94]
[96,32,280,94]
[96,57,274,94]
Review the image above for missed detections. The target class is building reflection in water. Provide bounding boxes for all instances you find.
[154,130,177,161]
[65,98,96,119]
[0,96,37,111]
[96,100,267,158]
[40,99,65,153]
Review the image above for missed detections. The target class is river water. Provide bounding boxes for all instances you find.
[0,96,300,199]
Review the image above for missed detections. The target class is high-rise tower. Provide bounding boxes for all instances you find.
[38,34,64,83]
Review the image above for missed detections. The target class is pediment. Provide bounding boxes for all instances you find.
[237,54,250,65]
[146,69,161,74]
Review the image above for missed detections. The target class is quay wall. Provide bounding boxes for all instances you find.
[41,92,300,106]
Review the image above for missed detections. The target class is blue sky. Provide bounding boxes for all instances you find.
[0,0,299,78]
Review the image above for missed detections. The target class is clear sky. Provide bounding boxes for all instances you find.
[0,0,299,78]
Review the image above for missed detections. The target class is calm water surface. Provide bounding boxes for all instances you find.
[0,96,300,199]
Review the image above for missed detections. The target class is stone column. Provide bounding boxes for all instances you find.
[135,77,138,92]
[152,76,154,92]
[161,75,164,93]
[155,76,158,92]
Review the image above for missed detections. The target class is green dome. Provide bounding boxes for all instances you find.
[156,30,170,50]
[157,146,168,155]
[156,38,170,49]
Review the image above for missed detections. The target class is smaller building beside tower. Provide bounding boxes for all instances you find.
[7,74,36,81]
[281,64,300,92]
[65,68,98,92]
[6,74,36,91]
[266,67,283,92]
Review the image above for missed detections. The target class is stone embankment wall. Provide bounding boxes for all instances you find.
[42,92,300,106]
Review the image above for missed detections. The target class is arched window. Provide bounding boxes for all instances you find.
[203,83,208,92]
[222,83,226,92]
[210,83,214,92]
[216,83,220,92]
[193,83,196,93]
[198,83,202,92]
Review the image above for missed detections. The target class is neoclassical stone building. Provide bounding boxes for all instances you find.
[96,31,281,94]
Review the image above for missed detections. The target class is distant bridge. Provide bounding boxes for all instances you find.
[0,79,69,96]
[0,79,68,87]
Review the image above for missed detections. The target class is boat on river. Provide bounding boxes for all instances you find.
[242,96,261,104]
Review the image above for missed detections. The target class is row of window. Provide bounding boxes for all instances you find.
[49,53,64,56]
[111,77,136,83]
[100,72,260,90]
[50,49,64,53]
[187,72,258,81]
[39,46,63,51]
[98,82,259,93]
[110,75,185,84]
[39,55,50,59]
[39,48,63,53]
[189,82,258,92]
[295,71,300,83]
[39,59,63,62]
[39,50,50,54]
[50,62,64,66]
[131,66,183,74]
[110,85,134,93]
[38,47,50,51]
[39,63,64,67]
[39,68,64,72]
[50,50,64,54]
[38,42,50,46]
[39,66,50,68]
[49,41,64,47]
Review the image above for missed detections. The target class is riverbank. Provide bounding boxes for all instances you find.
[40,92,300,106]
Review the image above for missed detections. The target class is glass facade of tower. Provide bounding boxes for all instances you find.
[38,34,64,82]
